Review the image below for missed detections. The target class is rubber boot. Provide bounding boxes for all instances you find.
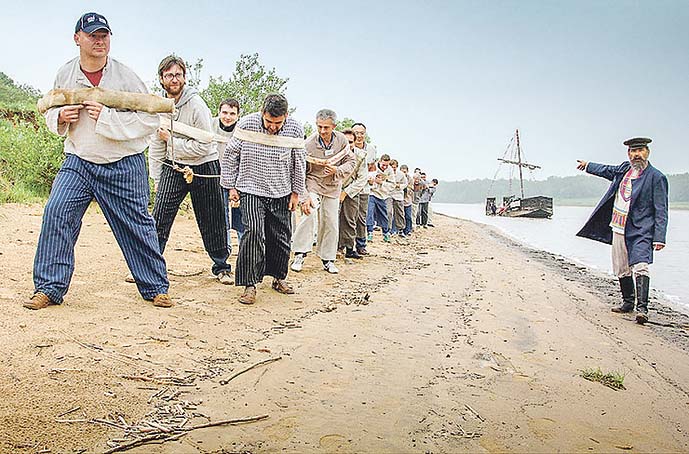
[611,276,635,313]
[635,275,650,324]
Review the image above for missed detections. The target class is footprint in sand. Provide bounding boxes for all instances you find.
[319,433,349,450]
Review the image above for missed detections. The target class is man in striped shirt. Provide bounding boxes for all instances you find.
[221,94,306,305]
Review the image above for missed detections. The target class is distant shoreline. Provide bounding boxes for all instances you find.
[434,199,689,210]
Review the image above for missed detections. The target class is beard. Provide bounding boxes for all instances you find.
[163,81,184,97]
[631,158,648,170]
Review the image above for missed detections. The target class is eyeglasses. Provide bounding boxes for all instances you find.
[162,73,185,81]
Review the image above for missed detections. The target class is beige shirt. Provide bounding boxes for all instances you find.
[44,57,158,165]
[370,163,395,200]
[390,169,408,201]
[304,131,356,198]
[343,147,369,199]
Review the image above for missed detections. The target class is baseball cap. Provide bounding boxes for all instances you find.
[75,12,111,34]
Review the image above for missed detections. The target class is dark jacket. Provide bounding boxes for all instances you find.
[576,161,668,265]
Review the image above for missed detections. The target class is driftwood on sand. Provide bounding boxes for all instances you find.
[37,87,174,114]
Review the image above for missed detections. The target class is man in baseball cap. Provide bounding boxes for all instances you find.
[24,11,172,310]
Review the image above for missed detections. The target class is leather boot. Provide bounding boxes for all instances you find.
[635,275,650,324]
[611,276,635,313]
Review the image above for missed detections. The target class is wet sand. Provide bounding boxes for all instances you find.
[1,203,688,453]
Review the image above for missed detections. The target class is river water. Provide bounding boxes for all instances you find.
[434,203,688,314]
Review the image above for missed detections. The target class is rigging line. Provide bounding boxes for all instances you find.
[487,135,516,198]
[149,155,221,179]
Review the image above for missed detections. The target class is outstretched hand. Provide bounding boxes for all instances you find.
[576,160,587,171]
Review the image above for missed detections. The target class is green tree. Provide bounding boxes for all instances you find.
[335,117,355,131]
[303,122,314,137]
[185,58,204,89]
[201,53,290,115]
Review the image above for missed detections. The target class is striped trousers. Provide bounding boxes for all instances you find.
[153,160,230,275]
[33,153,169,303]
[236,193,292,286]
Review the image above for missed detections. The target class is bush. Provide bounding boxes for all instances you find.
[0,118,64,202]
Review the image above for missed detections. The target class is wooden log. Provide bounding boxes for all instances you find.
[37,87,174,114]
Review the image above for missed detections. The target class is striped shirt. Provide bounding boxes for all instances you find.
[220,112,306,198]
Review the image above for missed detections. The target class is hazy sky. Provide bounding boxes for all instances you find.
[1,0,688,181]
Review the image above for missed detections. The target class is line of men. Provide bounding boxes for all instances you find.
[24,11,438,310]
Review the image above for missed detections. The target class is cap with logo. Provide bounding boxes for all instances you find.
[75,12,111,34]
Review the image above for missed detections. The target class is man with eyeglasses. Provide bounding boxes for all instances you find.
[221,94,306,305]
[338,128,368,258]
[24,12,171,310]
[351,123,377,255]
[149,55,233,285]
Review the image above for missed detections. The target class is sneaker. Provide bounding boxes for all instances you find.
[367,233,373,241]
[239,286,256,305]
[357,247,369,256]
[23,292,56,310]
[217,270,234,285]
[323,261,339,274]
[345,248,362,259]
[291,253,305,272]
[152,294,173,308]
[383,233,391,243]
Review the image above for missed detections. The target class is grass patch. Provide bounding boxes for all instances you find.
[581,367,626,390]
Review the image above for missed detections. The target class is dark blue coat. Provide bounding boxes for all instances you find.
[576,161,668,266]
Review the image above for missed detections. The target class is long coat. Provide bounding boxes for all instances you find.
[576,161,668,266]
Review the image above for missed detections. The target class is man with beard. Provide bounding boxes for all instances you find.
[221,94,306,305]
[351,123,376,255]
[25,12,171,310]
[212,99,244,254]
[291,109,355,274]
[149,55,232,285]
[576,137,668,324]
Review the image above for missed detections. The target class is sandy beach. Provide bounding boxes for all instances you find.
[1,203,688,453]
